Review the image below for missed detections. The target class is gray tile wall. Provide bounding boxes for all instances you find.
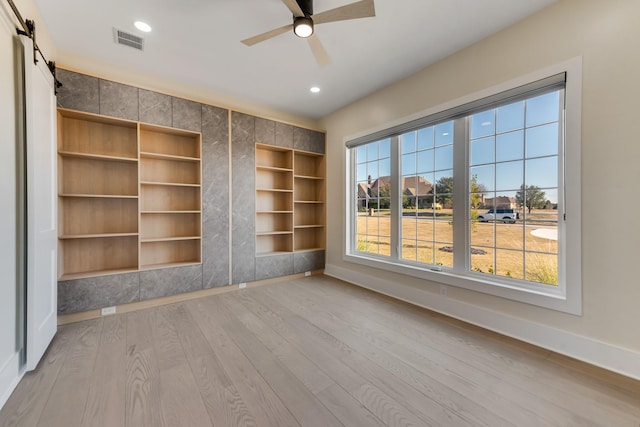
[202,105,230,288]
[99,80,139,120]
[255,117,275,145]
[139,89,172,126]
[275,122,294,148]
[140,265,203,300]
[231,112,256,284]
[293,127,325,153]
[255,254,294,281]
[294,250,326,274]
[56,69,99,113]
[55,69,325,314]
[58,273,139,314]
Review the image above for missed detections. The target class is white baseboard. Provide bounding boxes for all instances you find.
[325,263,640,381]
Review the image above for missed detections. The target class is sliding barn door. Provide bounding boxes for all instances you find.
[23,36,57,371]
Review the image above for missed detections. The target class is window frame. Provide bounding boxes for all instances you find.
[344,58,582,315]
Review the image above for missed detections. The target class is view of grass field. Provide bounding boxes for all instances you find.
[356,208,558,285]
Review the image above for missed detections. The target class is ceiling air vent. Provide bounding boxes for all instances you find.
[113,28,144,51]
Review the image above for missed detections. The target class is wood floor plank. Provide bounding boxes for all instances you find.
[316,383,387,427]
[260,282,512,427]
[205,294,344,427]
[225,292,402,427]
[152,305,213,427]
[235,288,465,426]
[125,309,168,427]
[0,324,78,427]
[187,297,301,427]
[220,293,335,395]
[169,303,258,427]
[36,319,103,427]
[80,314,127,427]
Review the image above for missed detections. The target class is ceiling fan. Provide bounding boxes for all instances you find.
[241,0,375,66]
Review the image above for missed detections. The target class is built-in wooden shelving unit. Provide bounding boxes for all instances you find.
[57,108,202,280]
[255,143,325,256]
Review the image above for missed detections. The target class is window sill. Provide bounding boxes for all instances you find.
[343,252,581,315]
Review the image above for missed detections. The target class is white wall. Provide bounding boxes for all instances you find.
[321,0,640,377]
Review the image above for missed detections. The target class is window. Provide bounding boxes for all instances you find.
[355,138,392,256]
[346,64,581,314]
[400,122,454,267]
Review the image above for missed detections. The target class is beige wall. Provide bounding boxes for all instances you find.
[321,0,640,354]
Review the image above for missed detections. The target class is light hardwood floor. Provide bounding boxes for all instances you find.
[2,275,639,426]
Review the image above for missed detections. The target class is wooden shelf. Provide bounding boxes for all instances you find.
[57,108,138,159]
[140,236,201,243]
[256,251,292,258]
[59,193,138,199]
[60,233,138,239]
[59,236,139,278]
[140,151,200,162]
[59,151,137,163]
[58,108,202,279]
[294,174,324,180]
[256,144,293,169]
[140,157,200,186]
[294,227,325,251]
[139,261,202,271]
[140,185,200,212]
[256,144,324,255]
[60,156,138,196]
[256,231,293,236]
[141,210,201,214]
[59,267,140,281]
[293,247,325,253]
[256,188,293,193]
[140,124,201,158]
[140,181,201,188]
[257,211,293,214]
[140,240,201,267]
[257,165,293,173]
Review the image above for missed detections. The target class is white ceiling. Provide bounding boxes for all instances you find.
[35,0,557,120]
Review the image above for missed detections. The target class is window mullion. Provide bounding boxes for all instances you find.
[452,117,468,272]
[390,136,401,260]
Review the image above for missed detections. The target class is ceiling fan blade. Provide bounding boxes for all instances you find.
[281,0,305,17]
[313,0,375,25]
[307,35,331,67]
[241,24,293,46]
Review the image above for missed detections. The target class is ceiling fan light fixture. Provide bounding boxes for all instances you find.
[293,16,314,38]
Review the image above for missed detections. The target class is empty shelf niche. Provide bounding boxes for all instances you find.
[140,239,201,268]
[60,236,138,279]
[58,108,138,160]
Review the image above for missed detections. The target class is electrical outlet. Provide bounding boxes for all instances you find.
[304,271,311,277]
[439,285,447,297]
[239,282,247,289]
[101,306,116,316]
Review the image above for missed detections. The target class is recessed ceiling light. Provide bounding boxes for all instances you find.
[134,21,152,32]
[310,86,320,93]
[481,121,492,126]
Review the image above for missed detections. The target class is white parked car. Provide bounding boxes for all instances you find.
[477,208,519,224]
